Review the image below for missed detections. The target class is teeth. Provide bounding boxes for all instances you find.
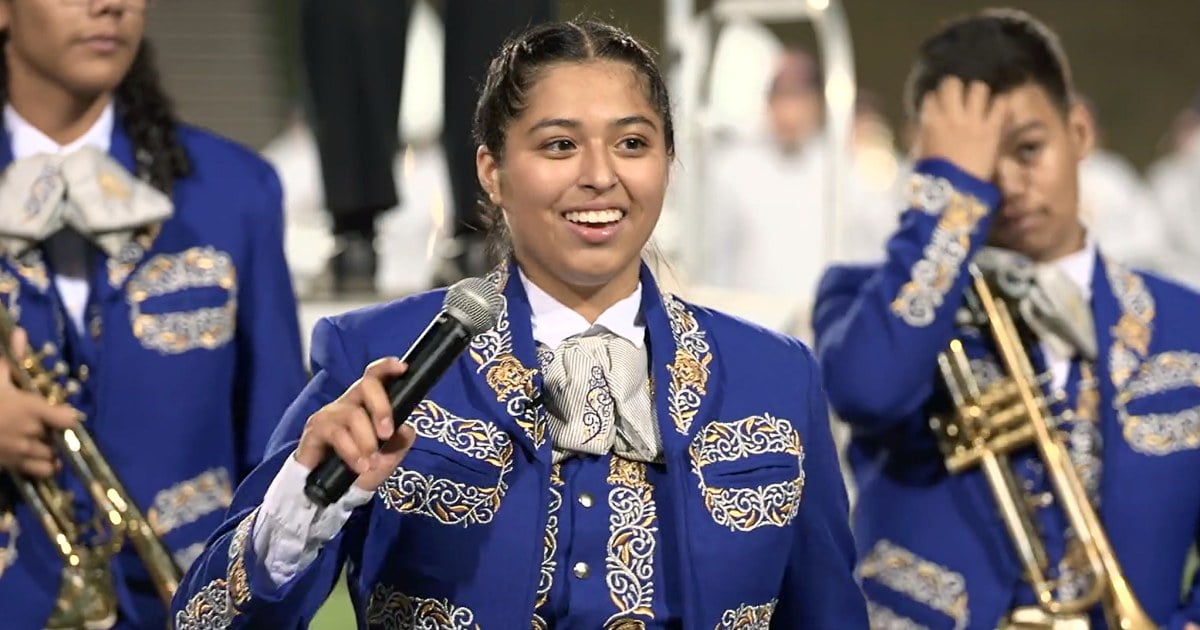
[564,209,623,224]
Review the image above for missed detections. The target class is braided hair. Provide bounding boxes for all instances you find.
[0,33,191,194]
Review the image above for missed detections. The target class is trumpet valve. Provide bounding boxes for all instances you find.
[32,372,54,392]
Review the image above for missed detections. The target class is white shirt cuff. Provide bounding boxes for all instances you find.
[250,453,375,587]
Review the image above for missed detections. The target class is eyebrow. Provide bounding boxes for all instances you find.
[527,115,658,134]
[1005,120,1047,137]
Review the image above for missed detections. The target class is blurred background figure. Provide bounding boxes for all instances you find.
[1147,89,1200,289]
[1075,93,1169,272]
[701,44,898,311]
[296,0,553,296]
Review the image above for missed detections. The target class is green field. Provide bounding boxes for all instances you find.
[310,574,355,629]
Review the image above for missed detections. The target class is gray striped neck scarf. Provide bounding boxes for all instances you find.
[536,330,661,464]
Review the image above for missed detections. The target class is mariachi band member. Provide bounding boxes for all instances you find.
[0,0,306,627]
[814,8,1200,629]
[172,18,868,629]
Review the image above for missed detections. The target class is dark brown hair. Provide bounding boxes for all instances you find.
[471,18,674,262]
[904,8,1073,121]
[0,33,191,193]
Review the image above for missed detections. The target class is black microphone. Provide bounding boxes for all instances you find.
[304,277,503,507]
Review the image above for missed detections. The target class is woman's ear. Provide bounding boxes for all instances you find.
[476,145,501,205]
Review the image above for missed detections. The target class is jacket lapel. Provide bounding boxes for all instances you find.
[639,263,718,630]
[641,264,721,458]
[1089,252,1152,522]
[91,121,163,306]
[461,260,548,465]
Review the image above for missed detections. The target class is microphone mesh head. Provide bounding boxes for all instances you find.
[443,277,503,336]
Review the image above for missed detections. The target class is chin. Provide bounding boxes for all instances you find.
[560,255,641,288]
[67,64,133,94]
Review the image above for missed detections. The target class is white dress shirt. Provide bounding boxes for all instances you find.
[252,269,644,586]
[4,102,115,334]
[1040,235,1097,393]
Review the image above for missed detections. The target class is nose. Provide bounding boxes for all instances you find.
[994,157,1029,201]
[88,0,130,16]
[577,143,618,193]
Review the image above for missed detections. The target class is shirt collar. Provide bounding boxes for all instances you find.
[519,267,645,349]
[1048,230,1098,302]
[5,101,114,160]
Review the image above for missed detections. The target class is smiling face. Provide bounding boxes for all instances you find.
[476,59,669,303]
[0,0,144,100]
[987,82,1092,262]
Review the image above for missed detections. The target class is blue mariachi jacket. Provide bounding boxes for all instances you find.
[813,158,1200,629]
[170,261,869,629]
[0,119,307,628]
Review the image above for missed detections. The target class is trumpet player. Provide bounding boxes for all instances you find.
[0,0,306,628]
[814,8,1200,629]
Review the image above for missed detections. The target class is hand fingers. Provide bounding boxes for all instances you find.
[380,424,417,457]
[325,422,373,475]
[4,391,76,434]
[356,369,396,441]
[965,80,990,118]
[937,76,965,114]
[18,437,54,463]
[986,93,1012,130]
[343,402,383,465]
[19,456,56,478]
[15,436,57,478]
[354,425,417,491]
[360,357,407,387]
[918,90,941,129]
[9,328,28,360]
[36,403,81,431]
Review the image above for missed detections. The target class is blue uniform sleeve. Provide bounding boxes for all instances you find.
[812,159,1001,434]
[172,317,366,628]
[772,344,869,628]
[232,162,307,479]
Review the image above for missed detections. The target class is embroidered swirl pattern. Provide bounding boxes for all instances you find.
[174,507,259,629]
[605,457,657,626]
[147,467,233,535]
[174,578,231,630]
[891,172,989,327]
[1066,362,1103,503]
[867,601,931,630]
[857,539,969,630]
[378,400,514,525]
[690,414,805,531]
[469,267,545,448]
[127,246,237,354]
[0,510,16,579]
[1115,352,1200,454]
[663,294,711,435]
[582,365,615,444]
[9,250,48,292]
[365,584,480,630]
[716,599,777,629]
[532,464,564,630]
[173,542,207,573]
[1101,261,1200,454]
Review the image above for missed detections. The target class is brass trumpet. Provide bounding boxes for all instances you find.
[930,265,1153,630]
[0,305,181,629]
